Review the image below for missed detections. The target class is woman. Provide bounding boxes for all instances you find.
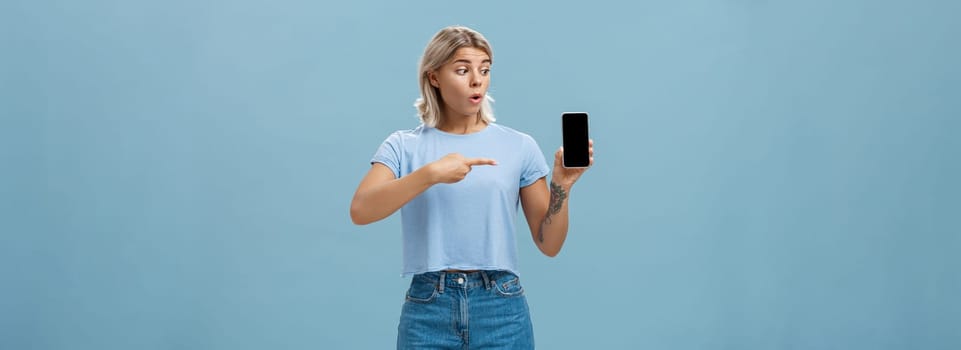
[350,25,593,349]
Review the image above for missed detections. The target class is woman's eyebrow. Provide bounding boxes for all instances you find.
[452,59,492,65]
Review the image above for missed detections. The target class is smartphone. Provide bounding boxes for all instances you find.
[562,112,591,168]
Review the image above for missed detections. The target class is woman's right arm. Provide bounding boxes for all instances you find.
[349,154,496,225]
[349,163,435,225]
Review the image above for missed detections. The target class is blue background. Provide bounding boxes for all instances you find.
[2,0,959,348]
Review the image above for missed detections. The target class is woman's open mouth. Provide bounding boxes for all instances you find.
[469,94,483,104]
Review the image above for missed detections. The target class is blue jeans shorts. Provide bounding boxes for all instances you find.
[397,270,534,349]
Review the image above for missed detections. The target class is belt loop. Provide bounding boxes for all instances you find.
[438,272,446,294]
[481,271,491,290]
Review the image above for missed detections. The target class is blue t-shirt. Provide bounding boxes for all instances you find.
[371,123,550,277]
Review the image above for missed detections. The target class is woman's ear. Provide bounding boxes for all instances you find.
[428,71,439,88]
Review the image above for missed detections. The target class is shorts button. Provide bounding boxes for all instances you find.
[457,277,464,284]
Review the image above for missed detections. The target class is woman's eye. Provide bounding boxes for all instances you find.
[455,68,468,75]
[481,68,490,75]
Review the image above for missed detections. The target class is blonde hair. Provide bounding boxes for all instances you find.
[414,26,495,127]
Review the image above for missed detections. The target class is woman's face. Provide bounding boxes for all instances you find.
[429,47,491,120]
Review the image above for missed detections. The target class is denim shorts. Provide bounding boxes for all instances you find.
[397,270,534,349]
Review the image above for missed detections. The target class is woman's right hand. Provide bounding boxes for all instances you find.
[429,153,497,184]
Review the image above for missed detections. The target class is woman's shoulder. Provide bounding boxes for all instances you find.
[487,123,538,145]
[382,124,428,142]
[488,123,534,139]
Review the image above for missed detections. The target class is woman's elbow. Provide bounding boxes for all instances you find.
[349,201,372,225]
[539,246,561,258]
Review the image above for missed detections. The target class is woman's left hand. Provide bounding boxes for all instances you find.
[551,139,593,188]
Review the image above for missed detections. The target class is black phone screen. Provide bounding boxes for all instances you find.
[562,112,590,168]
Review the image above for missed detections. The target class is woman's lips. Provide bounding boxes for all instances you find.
[469,94,483,104]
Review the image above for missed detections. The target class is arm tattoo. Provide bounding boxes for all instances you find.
[545,181,568,224]
[538,181,569,243]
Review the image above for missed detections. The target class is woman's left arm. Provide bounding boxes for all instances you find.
[520,140,593,257]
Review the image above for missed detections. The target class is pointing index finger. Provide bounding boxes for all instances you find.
[466,158,498,166]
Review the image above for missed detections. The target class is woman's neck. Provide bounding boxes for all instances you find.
[435,115,486,135]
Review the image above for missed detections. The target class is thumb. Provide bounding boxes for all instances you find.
[466,158,498,166]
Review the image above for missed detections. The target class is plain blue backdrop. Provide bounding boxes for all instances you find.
[2,0,959,349]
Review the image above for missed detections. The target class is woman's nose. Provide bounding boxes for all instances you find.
[469,72,481,87]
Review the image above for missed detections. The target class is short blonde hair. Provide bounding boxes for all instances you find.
[414,26,495,127]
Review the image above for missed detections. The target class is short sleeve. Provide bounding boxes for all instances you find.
[519,135,550,188]
[370,132,402,178]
